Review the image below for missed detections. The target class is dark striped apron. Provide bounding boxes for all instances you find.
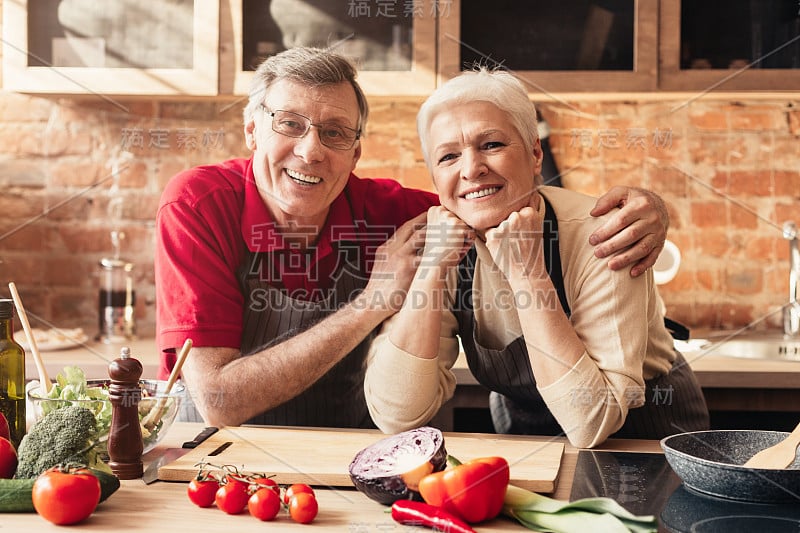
[235,243,376,428]
[178,243,376,428]
[453,197,709,439]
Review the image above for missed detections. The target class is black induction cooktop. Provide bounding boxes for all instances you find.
[569,451,800,533]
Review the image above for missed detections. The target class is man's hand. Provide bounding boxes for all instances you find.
[363,212,428,314]
[589,186,669,277]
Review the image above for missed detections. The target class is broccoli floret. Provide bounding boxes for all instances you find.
[15,405,111,479]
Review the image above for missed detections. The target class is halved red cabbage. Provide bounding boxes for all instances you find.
[349,426,448,505]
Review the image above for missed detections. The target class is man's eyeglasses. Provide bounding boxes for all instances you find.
[259,105,361,151]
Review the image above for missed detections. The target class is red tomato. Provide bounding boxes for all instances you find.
[288,492,318,524]
[283,482,315,504]
[215,481,250,514]
[224,473,249,490]
[187,477,219,508]
[248,487,281,521]
[0,437,17,479]
[0,412,9,442]
[251,475,280,495]
[31,466,101,525]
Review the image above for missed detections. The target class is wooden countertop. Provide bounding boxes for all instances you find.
[0,422,663,531]
[453,351,800,390]
[26,336,800,389]
[684,352,800,389]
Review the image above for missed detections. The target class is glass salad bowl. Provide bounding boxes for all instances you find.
[26,375,185,455]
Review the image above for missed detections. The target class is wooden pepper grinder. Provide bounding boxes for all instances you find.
[107,346,144,479]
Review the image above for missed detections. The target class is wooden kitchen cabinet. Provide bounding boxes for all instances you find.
[2,0,219,95]
[4,0,798,96]
[438,0,659,93]
[659,0,800,91]
[220,0,437,96]
[439,0,800,94]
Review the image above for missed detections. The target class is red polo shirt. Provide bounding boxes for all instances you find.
[155,157,436,379]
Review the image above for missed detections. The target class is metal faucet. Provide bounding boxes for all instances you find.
[784,221,800,337]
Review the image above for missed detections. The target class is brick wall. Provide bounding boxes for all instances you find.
[544,100,799,331]
[0,92,798,338]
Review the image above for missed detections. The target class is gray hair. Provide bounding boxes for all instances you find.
[416,67,539,170]
[243,47,369,132]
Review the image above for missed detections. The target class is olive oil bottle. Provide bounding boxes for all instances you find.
[0,298,25,448]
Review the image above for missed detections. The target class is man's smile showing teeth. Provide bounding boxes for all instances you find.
[463,186,500,200]
[287,169,322,184]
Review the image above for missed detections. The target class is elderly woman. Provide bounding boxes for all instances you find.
[364,68,709,448]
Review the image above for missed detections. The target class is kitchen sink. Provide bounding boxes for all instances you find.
[700,332,800,362]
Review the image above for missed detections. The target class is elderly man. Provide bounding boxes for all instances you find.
[155,47,669,429]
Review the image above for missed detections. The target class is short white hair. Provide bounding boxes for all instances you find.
[416,68,539,170]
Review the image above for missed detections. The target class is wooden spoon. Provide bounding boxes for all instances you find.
[743,421,800,469]
[141,338,192,429]
[8,282,52,393]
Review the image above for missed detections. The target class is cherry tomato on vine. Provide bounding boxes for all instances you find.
[187,477,220,508]
[283,483,315,504]
[215,481,250,514]
[288,492,318,524]
[248,487,281,521]
[250,475,280,497]
[31,466,101,525]
[223,473,249,489]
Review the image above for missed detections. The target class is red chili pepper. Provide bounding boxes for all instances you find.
[391,500,477,533]
[418,456,510,524]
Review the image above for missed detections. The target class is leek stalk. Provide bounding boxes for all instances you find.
[502,484,658,533]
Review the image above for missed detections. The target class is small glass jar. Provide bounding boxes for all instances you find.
[97,258,136,343]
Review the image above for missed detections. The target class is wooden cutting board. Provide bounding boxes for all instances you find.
[158,426,564,493]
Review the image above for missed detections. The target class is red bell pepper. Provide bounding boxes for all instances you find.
[417,456,510,524]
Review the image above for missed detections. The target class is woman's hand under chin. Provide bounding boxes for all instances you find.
[421,206,475,269]
[484,195,547,282]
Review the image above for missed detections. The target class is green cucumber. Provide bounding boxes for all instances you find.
[0,468,121,513]
[92,468,122,503]
[0,478,36,512]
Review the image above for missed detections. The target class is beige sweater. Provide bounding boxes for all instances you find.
[364,186,677,447]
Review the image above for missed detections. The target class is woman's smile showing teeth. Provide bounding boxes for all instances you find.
[463,186,500,200]
[286,168,322,184]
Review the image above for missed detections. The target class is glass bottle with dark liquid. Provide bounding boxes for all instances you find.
[0,298,26,448]
[98,258,136,343]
